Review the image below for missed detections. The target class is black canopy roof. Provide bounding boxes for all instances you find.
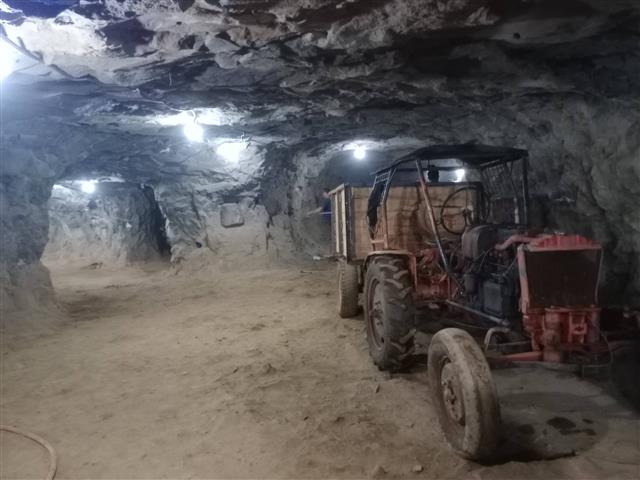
[375,144,528,174]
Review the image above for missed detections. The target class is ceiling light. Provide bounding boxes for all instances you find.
[353,145,366,160]
[216,142,247,163]
[455,169,466,182]
[183,122,204,142]
[80,180,96,194]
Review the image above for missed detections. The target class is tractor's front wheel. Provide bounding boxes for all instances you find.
[364,256,415,371]
[337,260,360,318]
[427,328,500,460]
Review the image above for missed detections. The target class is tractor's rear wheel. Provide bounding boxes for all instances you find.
[364,256,415,371]
[427,328,500,460]
[337,260,360,318]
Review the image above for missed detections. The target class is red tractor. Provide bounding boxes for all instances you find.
[330,144,636,460]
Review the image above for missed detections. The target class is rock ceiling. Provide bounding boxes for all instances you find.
[1,0,638,146]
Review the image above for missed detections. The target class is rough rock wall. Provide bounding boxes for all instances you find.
[43,182,169,266]
[0,175,56,318]
[155,180,296,267]
[283,97,640,306]
[0,137,60,319]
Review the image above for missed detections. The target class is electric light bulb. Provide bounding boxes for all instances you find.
[216,142,247,163]
[183,122,204,142]
[80,180,96,194]
[455,169,466,182]
[354,145,366,160]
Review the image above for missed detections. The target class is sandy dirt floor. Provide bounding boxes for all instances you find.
[2,261,639,479]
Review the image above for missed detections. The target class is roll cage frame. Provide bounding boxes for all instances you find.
[367,143,529,252]
[365,144,530,284]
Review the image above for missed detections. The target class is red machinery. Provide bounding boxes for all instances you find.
[511,234,602,362]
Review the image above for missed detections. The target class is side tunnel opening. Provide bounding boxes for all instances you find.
[43,180,171,268]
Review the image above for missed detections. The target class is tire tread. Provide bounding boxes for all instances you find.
[338,261,360,318]
[364,256,415,371]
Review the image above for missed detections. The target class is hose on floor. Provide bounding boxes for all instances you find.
[0,425,57,480]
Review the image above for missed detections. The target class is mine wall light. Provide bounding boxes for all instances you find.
[183,121,204,143]
[80,180,97,194]
[216,141,247,163]
[353,145,367,160]
[344,142,368,160]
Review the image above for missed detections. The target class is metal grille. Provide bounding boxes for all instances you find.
[367,169,394,235]
[372,170,392,187]
[524,250,601,308]
[480,159,526,224]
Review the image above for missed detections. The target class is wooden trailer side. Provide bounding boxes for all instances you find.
[331,183,477,261]
[377,185,475,251]
[329,185,370,263]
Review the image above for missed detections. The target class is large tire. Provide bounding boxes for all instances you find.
[427,328,500,460]
[337,261,360,318]
[364,256,415,371]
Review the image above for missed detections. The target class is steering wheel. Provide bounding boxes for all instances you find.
[439,186,483,235]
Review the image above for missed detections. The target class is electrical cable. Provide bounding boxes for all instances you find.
[0,425,57,480]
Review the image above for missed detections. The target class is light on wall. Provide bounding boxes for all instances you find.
[344,142,368,160]
[80,180,96,194]
[183,121,204,143]
[455,169,466,182]
[216,142,247,163]
[353,145,367,160]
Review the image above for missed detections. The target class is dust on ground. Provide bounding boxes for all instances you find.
[2,261,639,479]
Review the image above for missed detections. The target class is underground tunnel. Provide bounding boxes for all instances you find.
[44,181,170,267]
[0,1,639,478]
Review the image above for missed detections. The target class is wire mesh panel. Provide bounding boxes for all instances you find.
[367,169,394,236]
[480,159,526,224]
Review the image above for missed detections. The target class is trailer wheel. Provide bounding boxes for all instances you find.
[337,261,360,318]
[427,328,500,460]
[364,256,415,371]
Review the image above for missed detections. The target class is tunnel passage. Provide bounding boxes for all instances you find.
[0,1,640,477]
[43,181,170,267]
[291,148,395,257]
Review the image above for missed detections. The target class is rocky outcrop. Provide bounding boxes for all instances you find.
[0,134,60,318]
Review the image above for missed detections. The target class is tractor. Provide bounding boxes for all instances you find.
[330,144,637,460]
